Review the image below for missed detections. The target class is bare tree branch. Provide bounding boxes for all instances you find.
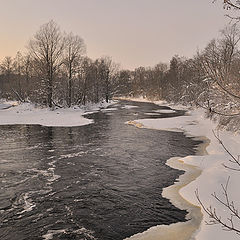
[195,101,240,116]
[212,130,240,170]
[196,188,240,234]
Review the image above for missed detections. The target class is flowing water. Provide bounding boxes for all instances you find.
[0,100,201,240]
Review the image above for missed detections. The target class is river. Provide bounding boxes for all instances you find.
[0,100,201,240]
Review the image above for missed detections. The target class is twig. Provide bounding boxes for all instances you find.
[196,188,240,234]
[212,130,240,171]
[11,88,24,103]
[51,100,63,108]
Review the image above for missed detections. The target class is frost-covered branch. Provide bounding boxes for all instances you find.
[213,0,240,21]
[212,130,240,170]
[196,129,240,235]
[213,0,240,10]
[195,102,240,117]
[196,186,240,234]
[11,88,24,103]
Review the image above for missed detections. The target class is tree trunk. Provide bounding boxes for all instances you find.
[68,65,72,107]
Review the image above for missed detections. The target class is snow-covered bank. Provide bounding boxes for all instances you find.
[129,107,240,240]
[116,96,167,105]
[0,103,14,110]
[115,96,189,111]
[0,100,116,127]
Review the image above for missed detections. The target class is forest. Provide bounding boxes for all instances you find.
[1,18,240,130]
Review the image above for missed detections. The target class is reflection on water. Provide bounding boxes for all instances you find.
[0,100,201,240]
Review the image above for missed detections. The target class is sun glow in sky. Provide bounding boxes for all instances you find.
[0,0,228,69]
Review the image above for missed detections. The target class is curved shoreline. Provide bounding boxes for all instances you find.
[125,121,210,240]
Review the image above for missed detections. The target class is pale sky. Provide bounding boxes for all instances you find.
[0,0,229,69]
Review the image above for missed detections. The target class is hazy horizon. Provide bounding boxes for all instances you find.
[0,0,229,69]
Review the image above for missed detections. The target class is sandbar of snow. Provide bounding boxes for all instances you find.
[153,109,176,114]
[0,100,116,127]
[0,103,13,110]
[144,113,160,116]
[116,96,167,105]
[101,107,118,112]
[121,105,139,109]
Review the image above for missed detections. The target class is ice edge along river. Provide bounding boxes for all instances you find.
[125,99,240,240]
[124,120,208,240]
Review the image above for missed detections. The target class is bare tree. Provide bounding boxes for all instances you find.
[198,25,240,114]
[13,52,25,101]
[0,56,14,80]
[0,56,15,99]
[213,0,240,21]
[28,20,64,107]
[153,63,168,100]
[63,33,86,107]
[98,56,118,103]
[115,70,132,97]
[78,57,92,105]
[22,54,32,98]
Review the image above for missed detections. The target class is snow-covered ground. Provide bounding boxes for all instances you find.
[121,105,139,109]
[0,103,13,110]
[0,100,115,127]
[126,99,240,240]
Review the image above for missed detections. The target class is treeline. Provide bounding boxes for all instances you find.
[116,55,205,103]
[0,21,118,107]
[116,24,240,123]
[1,21,240,124]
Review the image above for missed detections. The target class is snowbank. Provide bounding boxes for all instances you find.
[121,105,139,109]
[115,96,187,110]
[116,96,168,105]
[0,103,13,110]
[0,100,116,127]
[128,107,240,240]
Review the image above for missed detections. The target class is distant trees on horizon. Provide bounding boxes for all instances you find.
[116,23,240,128]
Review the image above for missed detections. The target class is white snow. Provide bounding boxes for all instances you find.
[116,96,167,105]
[121,105,139,109]
[42,227,95,240]
[0,100,116,127]
[101,107,118,112]
[0,103,13,110]
[42,230,66,240]
[144,113,160,116]
[153,109,176,114]
[128,107,240,240]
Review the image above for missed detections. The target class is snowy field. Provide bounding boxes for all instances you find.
[0,100,115,127]
[127,101,240,240]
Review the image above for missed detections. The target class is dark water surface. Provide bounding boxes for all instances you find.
[0,100,201,240]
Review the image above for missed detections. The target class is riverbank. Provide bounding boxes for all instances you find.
[125,98,240,240]
[1,98,240,239]
[0,100,115,127]
[125,119,207,240]
[0,99,198,240]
